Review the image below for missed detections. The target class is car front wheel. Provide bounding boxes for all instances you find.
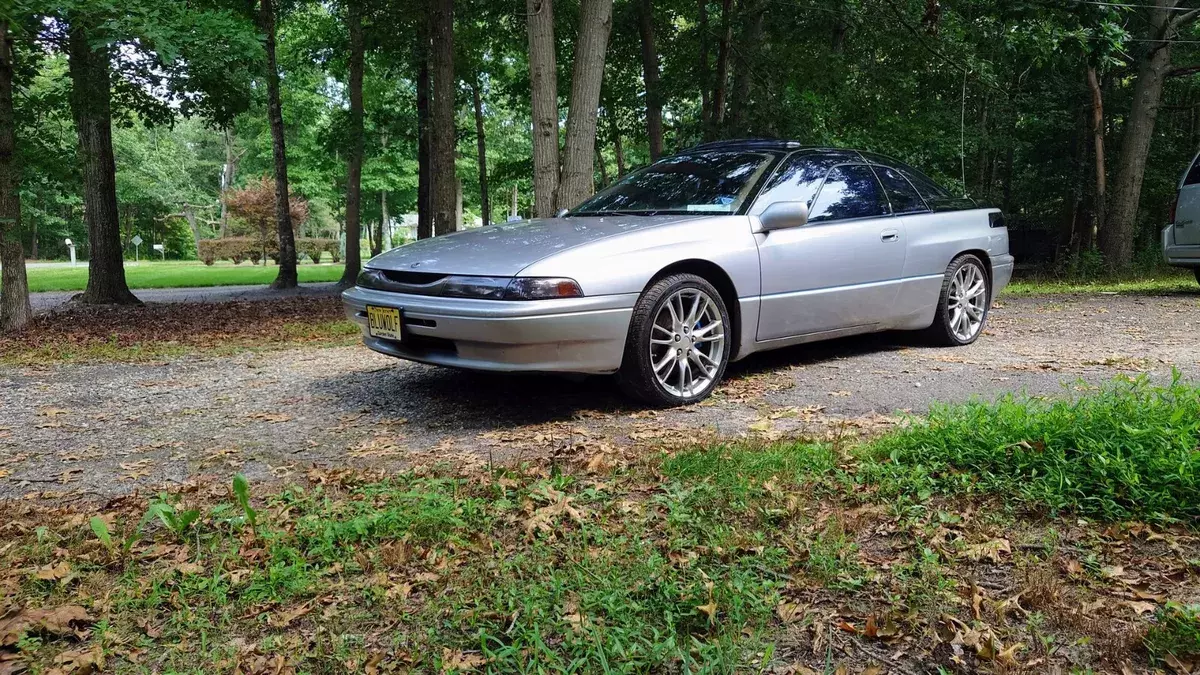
[618,273,730,406]
[926,253,991,346]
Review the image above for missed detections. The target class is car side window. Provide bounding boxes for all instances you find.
[896,166,952,202]
[1185,157,1200,186]
[874,166,929,214]
[750,153,843,214]
[808,164,891,223]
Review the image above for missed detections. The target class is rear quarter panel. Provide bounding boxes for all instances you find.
[892,208,1009,329]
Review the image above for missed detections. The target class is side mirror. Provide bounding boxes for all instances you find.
[759,201,809,232]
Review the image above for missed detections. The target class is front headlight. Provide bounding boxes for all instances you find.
[441,276,510,300]
[503,277,584,300]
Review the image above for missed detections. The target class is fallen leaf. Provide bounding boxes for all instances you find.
[963,538,1011,562]
[776,602,807,625]
[696,601,718,622]
[0,605,92,646]
[34,562,72,582]
[46,645,104,675]
[440,649,487,672]
[1122,600,1157,616]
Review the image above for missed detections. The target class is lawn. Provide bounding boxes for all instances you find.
[2,377,1197,673]
[1005,268,1200,295]
[16,260,345,293]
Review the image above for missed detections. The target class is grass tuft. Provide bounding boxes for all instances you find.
[859,375,1200,522]
[1145,603,1200,664]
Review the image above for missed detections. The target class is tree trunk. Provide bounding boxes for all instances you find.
[381,189,389,248]
[611,113,626,178]
[728,0,762,133]
[527,0,559,218]
[596,135,609,186]
[416,25,432,240]
[0,20,30,331]
[1087,65,1106,251]
[1102,1,1184,267]
[340,0,364,285]
[711,0,733,132]
[554,0,614,212]
[260,0,298,288]
[511,184,519,220]
[698,0,712,140]
[430,0,456,236]
[975,93,989,199]
[472,79,491,225]
[455,177,463,230]
[30,212,37,259]
[637,0,663,161]
[371,210,383,256]
[67,19,139,305]
[220,127,238,238]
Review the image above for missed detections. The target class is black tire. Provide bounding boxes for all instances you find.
[1194,268,1200,287]
[925,253,991,347]
[617,273,732,406]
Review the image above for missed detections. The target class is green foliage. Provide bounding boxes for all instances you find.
[233,473,257,533]
[197,237,336,266]
[1145,603,1200,664]
[18,261,343,293]
[861,375,1200,522]
[88,517,113,551]
[147,502,201,540]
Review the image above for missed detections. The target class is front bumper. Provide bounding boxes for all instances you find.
[342,286,637,374]
[1163,225,1200,268]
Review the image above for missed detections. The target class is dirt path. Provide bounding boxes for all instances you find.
[4,291,1199,502]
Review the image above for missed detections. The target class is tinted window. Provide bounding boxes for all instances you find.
[752,152,851,212]
[896,166,952,201]
[874,166,928,214]
[808,165,891,223]
[571,151,775,215]
[1185,157,1200,186]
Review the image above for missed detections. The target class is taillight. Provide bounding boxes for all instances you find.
[1170,192,1179,224]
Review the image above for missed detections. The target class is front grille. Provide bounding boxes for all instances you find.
[381,270,447,285]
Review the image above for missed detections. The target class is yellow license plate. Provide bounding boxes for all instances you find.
[366,306,402,341]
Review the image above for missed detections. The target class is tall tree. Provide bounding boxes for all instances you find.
[710,0,732,133]
[1087,64,1106,249]
[259,0,299,288]
[67,15,139,305]
[637,0,664,161]
[430,0,456,236]
[697,0,712,140]
[555,0,615,211]
[1102,1,1200,267]
[415,13,433,239]
[527,0,559,218]
[339,0,365,286]
[472,78,491,225]
[0,19,31,331]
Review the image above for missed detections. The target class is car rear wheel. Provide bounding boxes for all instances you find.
[926,254,990,346]
[618,274,730,406]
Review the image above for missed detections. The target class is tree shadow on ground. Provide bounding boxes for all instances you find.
[313,331,918,432]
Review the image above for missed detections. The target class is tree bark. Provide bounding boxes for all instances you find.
[430,0,456,236]
[371,212,383,256]
[1087,65,1106,250]
[728,0,762,133]
[596,135,609,186]
[416,23,432,240]
[611,113,626,177]
[472,79,491,225]
[527,0,559,218]
[698,0,712,140]
[67,19,139,305]
[711,0,733,132]
[0,19,30,331]
[1102,1,1191,267]
[340,0,364,285]
[510,184,519,220]
[382,189,389,247]
[555,0,614,212]
[219,127,239,238]
[260,0,298,288]
[637,0,663,161]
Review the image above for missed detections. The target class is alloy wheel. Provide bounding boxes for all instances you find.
[948,263,987,342]
[649,288,726,398]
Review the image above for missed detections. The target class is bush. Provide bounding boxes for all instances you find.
[860,375,1200,522]
[196,237,338,266]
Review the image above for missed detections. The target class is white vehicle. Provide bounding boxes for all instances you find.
[1164,152,1200,285]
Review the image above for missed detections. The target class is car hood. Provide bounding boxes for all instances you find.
[366,214,702,276]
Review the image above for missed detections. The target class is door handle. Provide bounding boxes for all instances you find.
[880,229,900,242]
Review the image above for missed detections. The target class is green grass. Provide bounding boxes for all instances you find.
[1005,269,1199,295]
[1145,604,1200,664]
[859,375,1200,522]
[5,378,1200,672]
[17,260,344,293]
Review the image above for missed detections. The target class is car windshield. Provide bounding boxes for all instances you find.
[570,150,775,216]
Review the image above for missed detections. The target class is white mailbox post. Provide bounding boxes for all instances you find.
[153,243,165,261]
[64,238,76,266]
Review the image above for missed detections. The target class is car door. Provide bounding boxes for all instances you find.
[753,162,907,342]
[1176,154,1200,246]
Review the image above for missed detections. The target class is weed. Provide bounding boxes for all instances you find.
[1145,603,1200,664]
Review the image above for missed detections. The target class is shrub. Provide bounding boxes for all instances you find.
[196,237,337,265]
[860,375,1200,522]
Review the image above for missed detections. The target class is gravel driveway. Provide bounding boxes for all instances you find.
[4,291,1199,502]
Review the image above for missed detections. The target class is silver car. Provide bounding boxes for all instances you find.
[344,141,1014,406]
[1163,150,1200,284]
